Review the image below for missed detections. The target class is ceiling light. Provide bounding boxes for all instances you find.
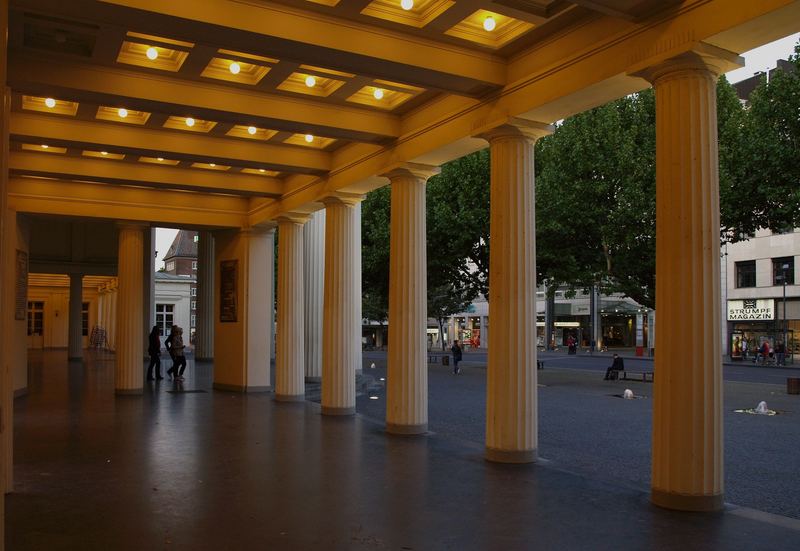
[401,0,413,10]
[259,168,265,173]
[305,75,316,88]
[185,117,195,127]
[101,151,108,156]
[157,157,164,161]
[229,62,241,75]
[373,88,384,100]
[304,134,314,143]
[209,163,216,167]
[44,97,56,108]
[41,144,49,149]
[247,126,257,135]
[483,16,496,31]
[118,108,128,118]
[146,47,159,60]
[369,396,379,400]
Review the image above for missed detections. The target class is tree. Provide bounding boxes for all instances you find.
[361,186,391,325]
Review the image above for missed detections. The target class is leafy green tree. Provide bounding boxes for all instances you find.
[361,186,391,324]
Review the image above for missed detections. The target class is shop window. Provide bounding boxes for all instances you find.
[773,257,794,286]
[82,302,89,337]
[735,260,756,288]
[27,301,44,336]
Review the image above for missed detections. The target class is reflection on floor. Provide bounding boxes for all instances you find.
[6,350,800,549]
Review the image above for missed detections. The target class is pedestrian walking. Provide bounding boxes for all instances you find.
[451,340,463,374]
[165,325,177,379]
[741,338,748,360]
[146,325,163,381]
[172,327,187,381]
[775,341,786,366]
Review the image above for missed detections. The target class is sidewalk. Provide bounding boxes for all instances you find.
[543,347,798,369]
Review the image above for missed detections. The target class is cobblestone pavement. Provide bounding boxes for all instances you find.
[357,351,800,519]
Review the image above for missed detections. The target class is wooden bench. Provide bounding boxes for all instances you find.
[617,370,653,382]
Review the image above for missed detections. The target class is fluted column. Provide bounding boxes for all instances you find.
[68,273,83,361]
[322,195,362,415]
[195,231,215,360]
[303,210,325,381]
[352,202,363,374]
[276,216,307,401]
[481,316,489,349]
[108,287,117,351]
[638,47,741,512]
[115,224,145,394]
[384,164,439,435]
[480,121,552,463]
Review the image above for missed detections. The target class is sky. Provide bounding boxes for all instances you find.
[152,34,800,270]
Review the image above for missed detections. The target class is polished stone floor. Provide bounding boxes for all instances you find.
[7,350,800,550]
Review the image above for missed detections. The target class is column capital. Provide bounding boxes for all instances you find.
[276,212,311,225]
[630,42,743,85]
[320,191,364,207]
[381,163,440,183]
[475,118,553,145]
[243,222,277,235]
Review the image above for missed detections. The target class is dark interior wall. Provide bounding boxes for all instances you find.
[27,216,119,275]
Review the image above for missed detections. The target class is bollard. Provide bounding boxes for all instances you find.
[787,378,800,395]
[442,356,449,366]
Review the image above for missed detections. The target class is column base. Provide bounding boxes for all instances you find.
[275,393,305,402]
[386,422,428,436]
[321,405,355,416]
[651,489,724,512]
[213,383,272,393]
[485,447,537,464]
[115,388,143,396]
[305,376,322,383]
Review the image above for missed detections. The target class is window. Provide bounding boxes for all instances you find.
[81,302,89,337]
[191,314,196,327]
[735,260,756,288]
[773,257,795,286]
[191,301,196,310]
[27,301,44,336]
[192,261,197,271]
[155,304,174,336]
[166,261,175,272]
[191,287,197,297]
[193,235,199,243]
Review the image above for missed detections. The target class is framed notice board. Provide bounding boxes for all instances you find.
[15,250,28,320]
[220,259,238,323]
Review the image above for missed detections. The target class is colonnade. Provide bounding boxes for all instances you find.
[78,47,729,512]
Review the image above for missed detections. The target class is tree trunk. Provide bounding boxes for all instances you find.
[438,318,446,351]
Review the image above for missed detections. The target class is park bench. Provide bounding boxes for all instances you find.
[617,370,653,382]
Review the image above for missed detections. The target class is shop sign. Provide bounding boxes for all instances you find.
[727,299,774,321]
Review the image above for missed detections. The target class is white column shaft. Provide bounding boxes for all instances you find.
[303,210,325,380]
[276,219,306,400]
[322,199,359,415]
[68,273,83,360]
[116,226,144,394]
[386,172,428,434]
[352,202,363,374]
[650,58,724,511]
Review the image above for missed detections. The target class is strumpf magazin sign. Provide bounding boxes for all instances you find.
[727,299,775,321]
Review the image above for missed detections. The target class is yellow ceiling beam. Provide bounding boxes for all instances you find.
[96,0,505,93]
[8,177,250,228]
[10,112,330,174]
[8,55,400,142]
[9,151,284,197]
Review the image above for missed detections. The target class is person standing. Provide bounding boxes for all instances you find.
[146,325,163,381]
[775,341,786,367]
[165,325,178,379]
[451,340,463,375]
[741,338,748,360]
[172,326,187,381]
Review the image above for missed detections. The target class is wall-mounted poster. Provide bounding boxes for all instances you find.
[730,331,743,360]
[15,250,28,320]
[220,259,238,322]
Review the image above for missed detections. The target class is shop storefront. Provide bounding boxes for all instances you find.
[728,298,796,362]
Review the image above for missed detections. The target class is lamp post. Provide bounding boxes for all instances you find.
[781,263,789,363]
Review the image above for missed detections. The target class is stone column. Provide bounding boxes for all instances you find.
[108,288,117,351]
[384,164,439,435]
[143,227,154,359]
[481,316,489,349]
[637,47,741,512]
[276,215,307,401]
[195,231,215,360]
[115,224,145,394]
[68,273,83,361]
[352,202,363,374]
[303,210,325,381]
[479,120,552,463]
[321,195,362,415]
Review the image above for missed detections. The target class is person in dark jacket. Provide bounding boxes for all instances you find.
[451,340,463,374]
[165,325,178,379]
[146,325,163,381]
[604,354,624,380]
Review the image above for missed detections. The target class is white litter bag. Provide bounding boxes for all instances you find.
[623,389,634,400]
[755,401,769,415]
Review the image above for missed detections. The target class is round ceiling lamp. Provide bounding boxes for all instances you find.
[146,47,158,60]
[483,16,496,31]
[305,75,316,88]
[373,88,384,100]
[185,117,196,127]
[44,97,56,108]
[401,0,414,10]
[229,62,241,75]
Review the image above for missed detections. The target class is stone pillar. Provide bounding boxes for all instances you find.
[115,224,145,394]
[637,47,741,512]
[213,226,274,392]
[352,202,363,374]
[384,164,439,435]
[479,121,552,463]
[303,210,325,381]
[195,231,215,360]
[481,316,489,349]
[108,288,117,351]
[143,227,154,359]
[276,216,307,401]
[321,195,362,415]
[68,273,83,361]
